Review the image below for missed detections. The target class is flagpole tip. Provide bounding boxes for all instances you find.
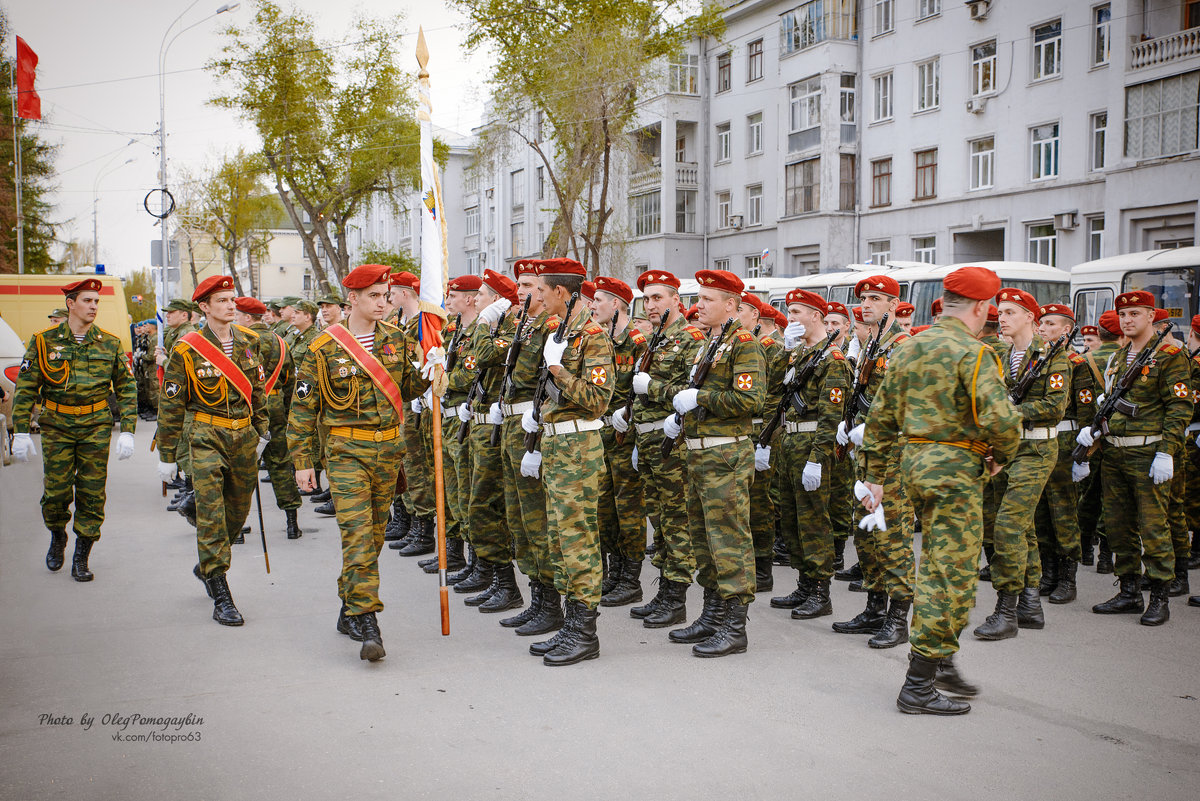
[416,27,429,70]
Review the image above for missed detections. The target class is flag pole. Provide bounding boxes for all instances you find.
[9,58,25,274]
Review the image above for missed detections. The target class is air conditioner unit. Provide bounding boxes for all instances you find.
[730,214,744,230]
[1053,211,1079,230]
[279,265,285,272]
[479,251,487,263]
[965,97,987,113]
[966,0,991,21]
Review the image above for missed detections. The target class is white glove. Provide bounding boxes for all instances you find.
[802,460,822,491]
[632,372,651,395]
[673,388,700,415]
[784,321,807,350]
[477,297,512,326]
[1095,393,1106,407]
[612,406,630,433]
[410,398,422,414]
[846,337,862,361]
[1071,461,1091,482]
[849,423,866,447]
[488,402,503,426]
[663,414,681,440]
[1075,427,1096,449]
[631,446,639,472]
[422,387,433,406]
[11,432,35,462]
[1149,452,1174,485]
[755,445,771,472]
[859,506,888,532]
[116,432,136,461]
[835,420,850,447]
[456,403,471,423]
[256,436,270,458]
[157,461,178,483]
[784,367,796,386]
[420,348,447,380]
[521,408,539,434]
[520,450,542,479]
[1195,432,1200,450]
[542,336,568,368]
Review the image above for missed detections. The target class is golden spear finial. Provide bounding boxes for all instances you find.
[416,26,429,77]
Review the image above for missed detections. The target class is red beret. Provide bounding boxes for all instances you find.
[595,276,633,305]
[514,259,540,278]
[740,292,767,316]
[343,264,392,290]
[895,302,915,318]
[637,269,680,291]
[852,306,865,323]
[388,271,420,291]
[943,266,1001,301]
[1115,290,1156,310]
[235,296,267,315]
[695,269,743,295]
[1038,303,1074,321]
[537,257,586,278]
[987,304,999,323]
[447,275,482,292]
[785,288,827,315]
[581,281,596,300]
[911,325,931,334]
[771,307,788,327]
[1080,325,1099,336]
[826,301,850,319]
[855,275,900,299]
[62,278,102,295]
[997,287,1040,318]
[1192,314,1200,337]
[193,275,236,302]
[1153,308,1170,323]
[1098,310,1121,335]
[931,298,943,316]
[684,304,700,321]
[481,269,518,305]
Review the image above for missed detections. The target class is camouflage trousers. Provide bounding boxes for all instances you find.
[778,430,833,581]
[402,410,435,518]
[904,443,989,659]
[328,434,403,615]
[469,420,510,565]
[598,427,646,561]
[686,437,755,604]
[748,427,775,560]
[501,415,554,586]
[1034,431,1082,561]
[38,411,112,540]
[990,438,1057,594]
[862,448,915,602]
[191,419,257,578]
[1187,440,1200,543]
[441,413,466,543]
[1167,444,1189,560]
[262,393,301,510]
[543,429,603,610]
[829,448,856,548]
[639,428,694,585]
[1103,443,1173,581]
[1076,451,1106,547]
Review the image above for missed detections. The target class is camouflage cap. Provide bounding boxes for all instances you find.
[317,293,343,306]
[49,308,68,318]
[266,300,283,312]
[281,296,302,308]
[293,299,319,317]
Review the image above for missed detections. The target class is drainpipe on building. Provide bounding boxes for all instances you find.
[853,16,864,267]
[700,35,711,275]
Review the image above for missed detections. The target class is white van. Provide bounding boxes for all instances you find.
[1069,246,1200,331]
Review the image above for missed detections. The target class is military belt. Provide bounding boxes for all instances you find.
[752,417,764,426]
[1106,435,1162,447]
[1056,420,1079,432]
[192,412,253,430]
[43,399,109,415]
[471,411,495,426]
[542,419,604,437]
[635,420,666,435]
[784,421,818,434]
[1021,426,1057,440]
[907,437,990,457]
[328,425,401,443]
[685,435,748,450]
[502,401,534,417]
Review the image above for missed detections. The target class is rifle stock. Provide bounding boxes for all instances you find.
[525,293,579,453]
[615,314,670,446]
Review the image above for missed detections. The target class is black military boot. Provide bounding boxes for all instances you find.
[1016,587,1045,629]
[644,579,687,628]
[398,517,435,557]
[1168,557,1191,597]
[1080,533,1095,566]
[1189,594,1200,607]
[868,598,911,648]
[693,599,749,658]
[233,526,246,545]
[602,557,643,607]
[530,601,577,656]
[973,591,1019,640]
[518,585,565,636]
[46,529,68,572]
[897,653,971,715]
[314,498,336,517]
[423,537,466,574]
[389,512,421,550]
[479,563,524,613]
[384,498,409,541]
[1096,536,1113,574]
[1092,575,1144,614]
[337,604,364,641]
[601,553,623,596]
[832,590,888,634]
[770,575,810,609]
[167,487,187,511]
[285,509,302,540]
[1037,547,1058,596]
[669,587,726,643]
[502,582,542,628]
[357,612,385,661]
[543,602,600,666]
[447,545,477,585]
[456,559,495,596]
[179,491,197,527]
[979,543,995,581]
[832,537,847,572]
[465,567,500,607]
[934,655,980,698]
[1140,580,1170,626]
[772,532,789,566]
[1049,556,1077,604]
[70,536,96,582]
[194,564,214,598]
[754,556,774,593]
[206,573,244,626]
[792,579,832,620]
[630,570,665,619]
[834,562,862,582]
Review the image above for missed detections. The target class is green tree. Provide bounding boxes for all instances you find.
[123,268,157,321]
[359,242,419,277]
[197,148,282,297]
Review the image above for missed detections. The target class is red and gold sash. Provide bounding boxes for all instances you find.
[180,331,253,405]
[265,334,287,395]
[324,323,406,420]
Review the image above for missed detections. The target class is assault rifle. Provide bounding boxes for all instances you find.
[1010,325,1078,405]
[758,330,837,448]
[443,313,465,374]
[456,320,502,444]
[524,293,579,453]
[614,313,670,447]
[661,317,735,457]
[490,294,534,447]
[835,311,889,461]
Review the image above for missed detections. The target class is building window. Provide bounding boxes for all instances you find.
[465,206,480,237]
[785,158,820,215]
[302,272,312,292]
[747,39,764,82]
[871,158,892,207]
[1088,216,1105,261]
[630,192,661,237]
[747,113,763,155]
[535,111,544,143]
[1090,112,1107,171]
[676,190,696,234]
[875,0,894,35]
[716,52,732,93]
[1027,223,1057,266]
[537,222,546,252]
[716,122,731,162]
[873,72,893,122]
[465,252,479,275]
[747,184,763,226]
[840,74,856,127]
[914,149,937,199]
[1031,123,1060,180]
[536,166,545,201]
[1189,0,1200,28]
[669,53,699,94]
[1124,71,1200,160]
[716,191,732,229]
[1032,20,1062,81]
[868,240,891,265]
[781,3,821,54]
[790,76,822,132]
[713,258,730,272]
[510,169,525,209]
[510,221,525,258]
[913,236,936,263]
[1093,5,1111,66]
[970,137,994,190]
[917,0,941,20]
[839,154,856,210]
[972,41,996,96]
[916,58,940,112]
[676,137,687,163]
[745,254,763,278]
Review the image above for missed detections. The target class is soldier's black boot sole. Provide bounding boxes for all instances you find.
[357,612,385,661]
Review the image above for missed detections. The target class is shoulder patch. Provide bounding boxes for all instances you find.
[832,350,845,360]
[894,333,910,344]
[1068,351,1084,364]
[631,331,647,345]
[1159,344,1181,355]
[311,332,333,351]
[685,326,705,341]
[546,318,561,332]
[584,323,604,336]
[761,336,776,347]
[735,330,754,343]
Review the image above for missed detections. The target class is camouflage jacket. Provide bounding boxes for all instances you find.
[861,316,1022,484]
[637,314,706,425]
[674,319,765,439]
[443,315,479,406]
[14,322,137,434]
[1097,341,1191,454]
[759,333,787,420]
[497,310,559,405]
[783,338,850,463]
[851,325,908,427]
[610,320,649,406]
[163,321,199,354]
[1064,350,1097,427]
[248,322,294,408]
[998,335,1070,427]
[292,324,319,358]
[542,309,615,424]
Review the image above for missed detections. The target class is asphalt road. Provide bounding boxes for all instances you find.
[2,427,1198,800]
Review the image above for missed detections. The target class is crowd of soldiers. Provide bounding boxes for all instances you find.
[8,261,1199,717]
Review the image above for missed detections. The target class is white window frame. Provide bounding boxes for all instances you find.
[971,41,997,97]
[1027,223,1057,266]
[716,51,732,93]
[1090,111,1107,171]
[747,184,763,226]
[789,76,822,132]
[465,206,480,237]
[916,58,940,112]
[917,0,941,21]
[716,122,731,162]
[785,157,821,215]
[510,169,525,209]
[874,0,894,36]
[868,240,891,265]
[713,258,730,272]
[969,136,995,190]
[745,254,763,278]
[1030,122,1060,181]
[716,191,732,229]
[1087,216,1105,261]
[872,72,893,122]
[747,112,764,155]
[913,236,937,263]
[840,75,856,125]
[747,39,764,83]
[1093,5,1111,67]
[676,189,696,234]
[669,53,700,95]
[510,221,525,258]
[1032,20,1062,82]
[630,191,662,238]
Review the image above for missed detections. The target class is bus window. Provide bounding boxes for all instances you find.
[1123,267,1196,328]
[632,297,645,318]
[1072,288,1113,325]
[907,280,942,325]
[827,286,853,306]
[1002,280,1069,305]
[897,283,911,302]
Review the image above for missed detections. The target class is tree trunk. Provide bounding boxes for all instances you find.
[245,237,258,297]
[225,246,247,297]
[265,155,333,296]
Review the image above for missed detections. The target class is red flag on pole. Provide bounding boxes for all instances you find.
[16,36,42,121]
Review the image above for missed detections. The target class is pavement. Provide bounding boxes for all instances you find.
[1,427,1199,801]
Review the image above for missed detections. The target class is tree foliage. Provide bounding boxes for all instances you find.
[358,242,420,276]
[123,268,158,322]
[196,148,281,297]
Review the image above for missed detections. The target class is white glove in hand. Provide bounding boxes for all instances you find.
[1071,461,1091,482]
[1149,451,1173,485]
[802,460,822,491]
[519,450,542,479]
[784,321,807,350]
[784,367,796,386]
[1075,427,1096,449]
[612,406,630,433]
[846,337,862,361]
[420,347,447,381]
[632,372,651,395]
[456,403,471,423]
[488,402,503,425]
[754,445,771,472]
[422,387,433,407]
[542,336,568,368]
[672,388,700,415]
[478,297,512,326]
[157,461,178,483]
[631,446,639,472]
[859,506,888,532]
[835,421,850,447]
[849,423,866,447]
[116,432,136,461]
[411,398,422,414]
[256,436,271,459]
[521,408,539,434]
[663,414,681,440]
[12,432,35,462]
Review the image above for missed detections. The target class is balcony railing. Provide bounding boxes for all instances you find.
[1131,26,1200,69]
[629,162,698,193]
[629,165,662,193]
[676,162,698,186]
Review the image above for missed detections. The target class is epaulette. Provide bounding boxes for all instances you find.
[378,319,401,331]
[894,333,910,344]
[546,318,561,332]
[34,324,59,338]
[234,324,260,339]
[1159,344,1181,355]
[631,331,647,345]
[1068,351,1084,364]
[93,326,122,342]
[761,336,777,347]
[735,330,754,343]
[311,332,333,351]
[584,323,603,336]
[445,321,457,334]
[832,350,845,360]
[684,325,705,341]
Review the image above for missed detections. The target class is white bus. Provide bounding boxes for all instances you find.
[1069,246,1200,331]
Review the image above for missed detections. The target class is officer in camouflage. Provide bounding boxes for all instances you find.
[822,301,856,576]
[1075,312,1123,571]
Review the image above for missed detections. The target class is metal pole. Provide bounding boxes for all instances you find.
[9,59,25,274]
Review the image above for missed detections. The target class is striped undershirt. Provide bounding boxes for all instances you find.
[355,332,374,354]
[1010,347,1025,378]
[73,333,87,344]
[221,339,234,357]
[1126,348,1138,366]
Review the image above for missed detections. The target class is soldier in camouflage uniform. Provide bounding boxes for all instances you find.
[1076,314,1123,571]
[288,264,427,661]
[1184,320,1200,586]
[157,276,269,627]
[823,302,856,576]
[861,266,1022,715]
[318,293,344,328]
[11,277,138,582]
[158,299,200,507]
[1157,315,1193,597]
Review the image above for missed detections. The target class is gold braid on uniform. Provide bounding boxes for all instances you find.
[36,334,70,386]
[181,348,232,415]
[315,348,361,412]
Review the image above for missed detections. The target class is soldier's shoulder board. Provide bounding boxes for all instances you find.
[234,324,260,339]
[735,330,754,343]
[584,322,604,336]
[546,318,561,332]
[311,332,333,351]
[684,325,705,341]
[1159,344,1181,355]
[94,326,123,343]
[761,336,776,347]
[378,320,401,332]
[894,333,910,344]
[33,324,58,339]
[631,331,647,345]
[832,349,845,360]
[1068,351,1085,364]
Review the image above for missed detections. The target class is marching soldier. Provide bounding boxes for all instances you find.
[11,277,138,581]
[1076,310,1124,572]
[157,276,269,626]
[1185,317,1200,584]
[159,299,201,511]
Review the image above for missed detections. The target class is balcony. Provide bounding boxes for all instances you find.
[675,162,698,187]
[629,164,662,193]
[1132,26,1200,70]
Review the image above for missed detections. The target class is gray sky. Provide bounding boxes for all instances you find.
[9,0,491,277]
